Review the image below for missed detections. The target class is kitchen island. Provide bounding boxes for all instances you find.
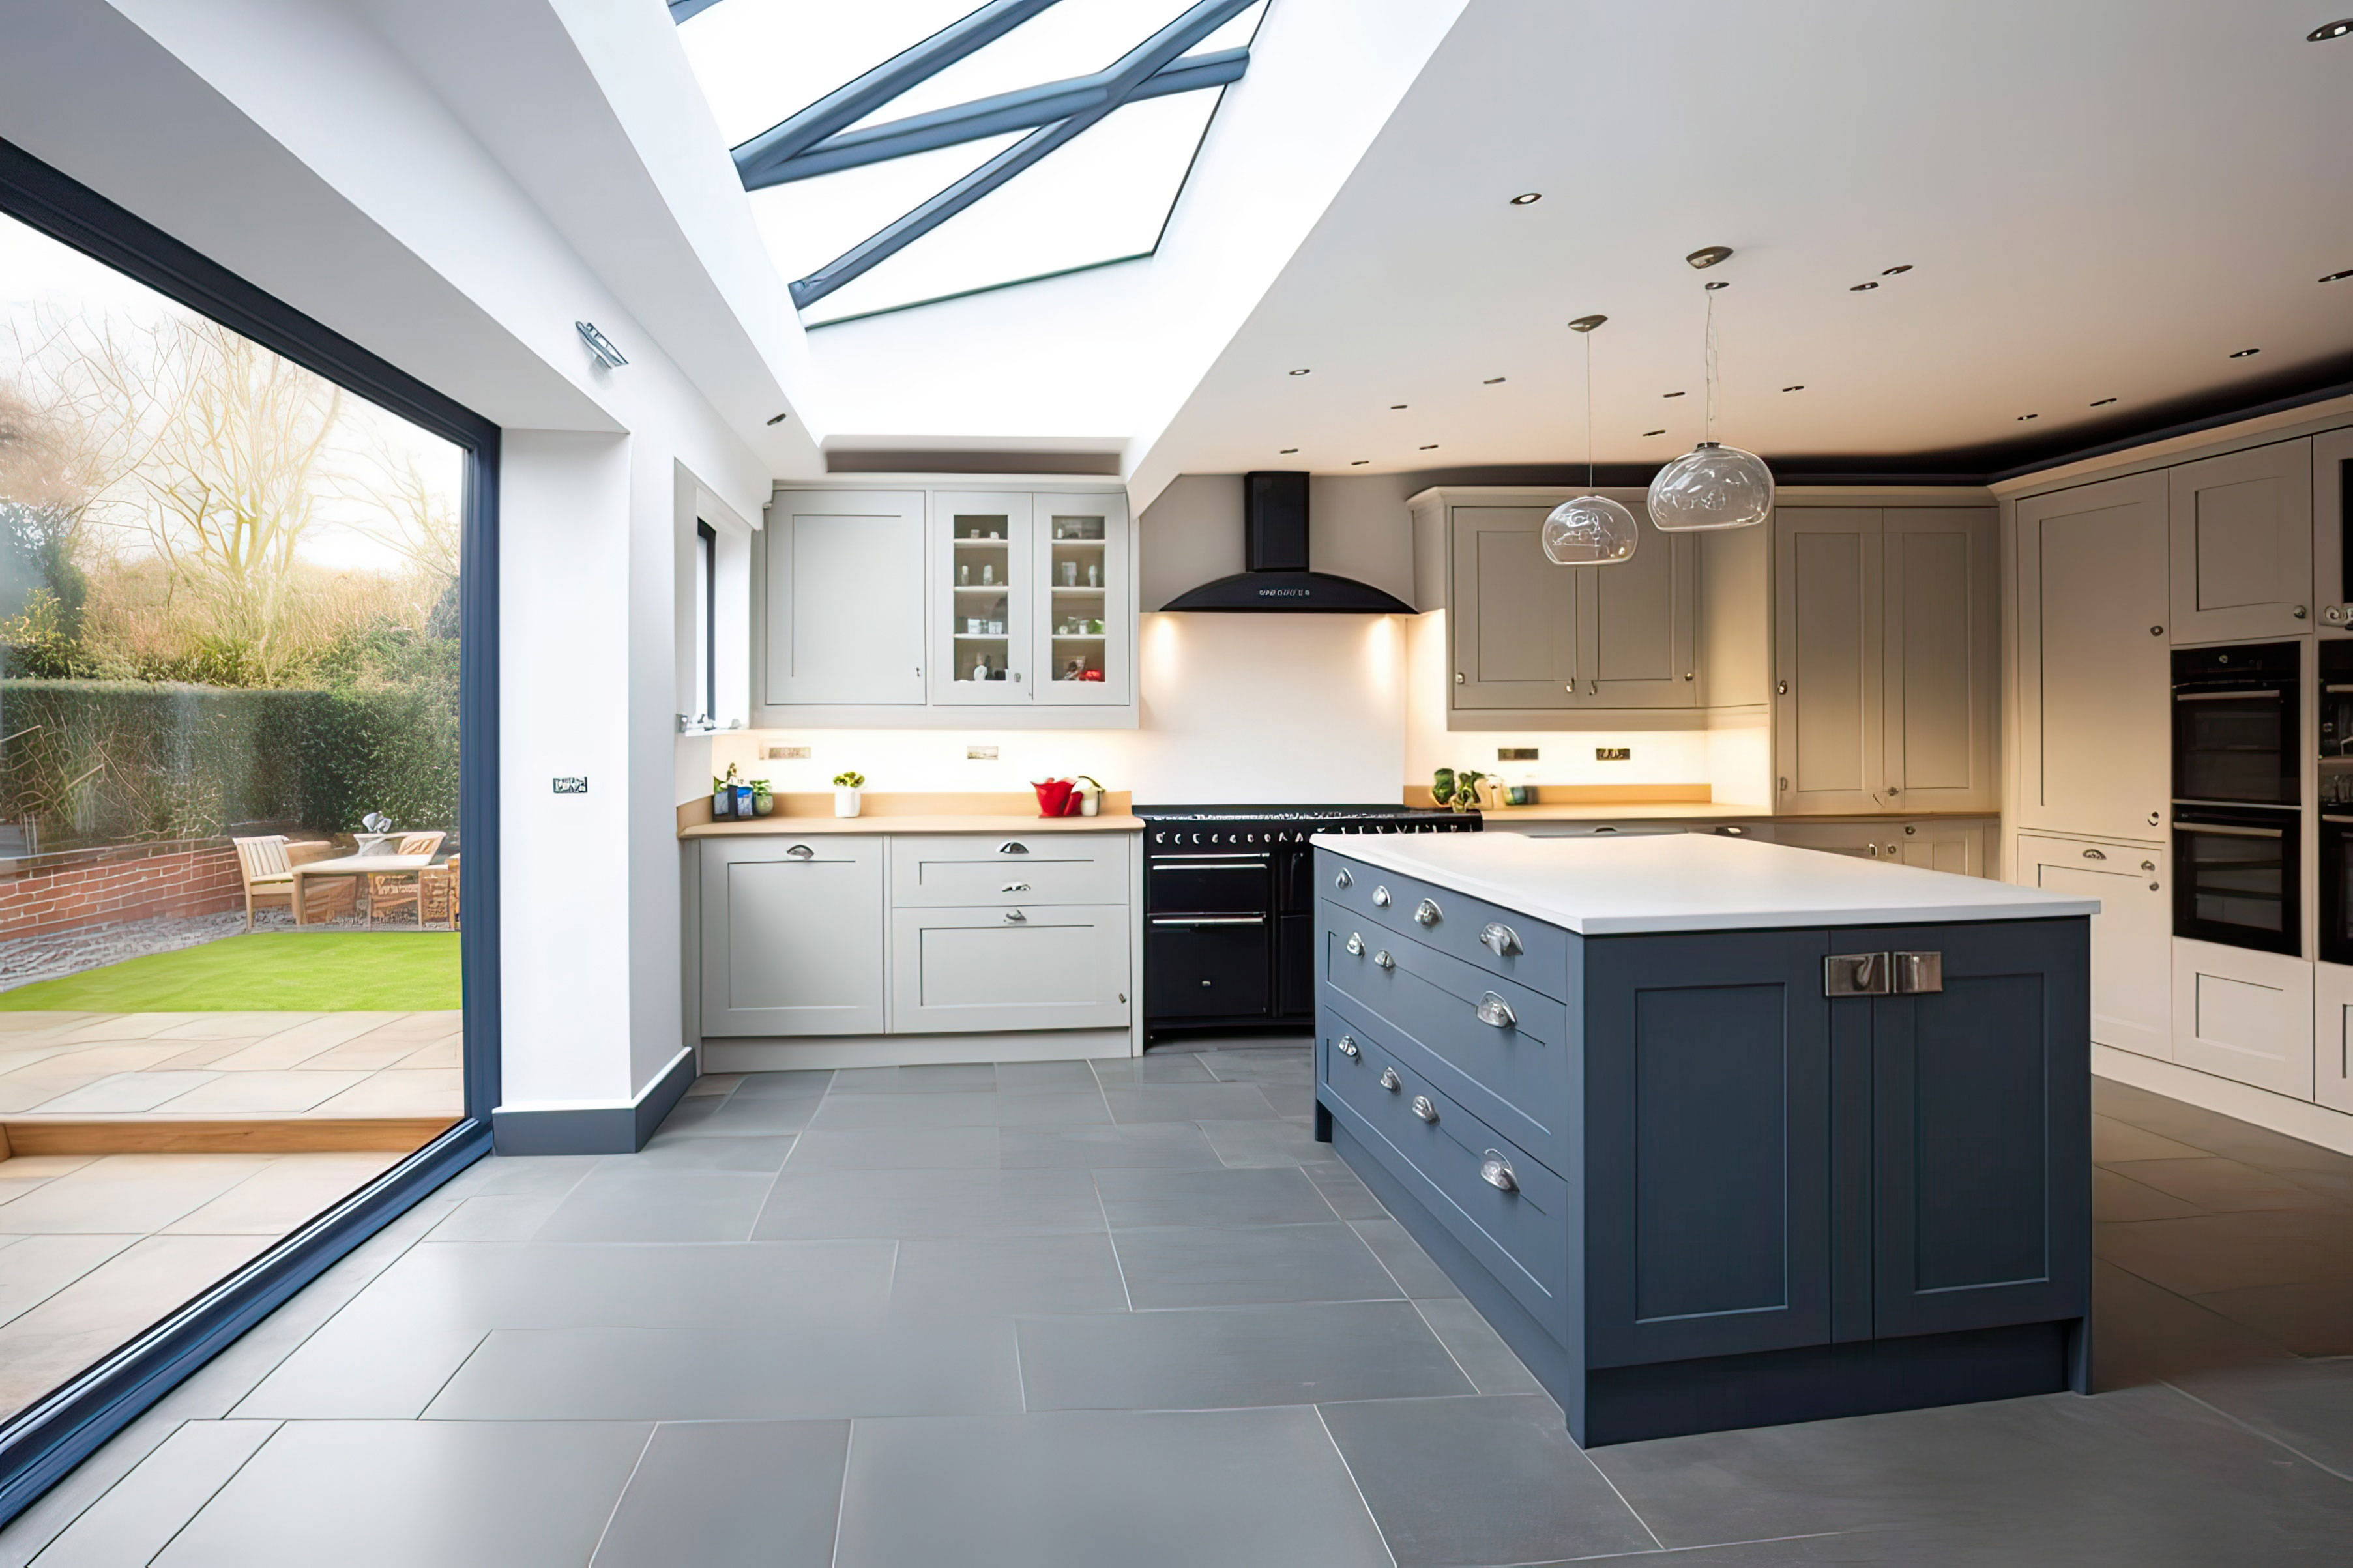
[1310,830,2097,1446]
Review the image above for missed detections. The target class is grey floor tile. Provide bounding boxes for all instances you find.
[27,1419,279,1568]
[658,1094,822,1137]
[990,1090,1113,1126]
[1091,1054,1217,1086]
[832,1064,997,1093]
[2189,1278,2353,1356]
[727,1069,834,1100]
[149,1420,652,1567]
[833,1407,1390,1568]
[1103,1083,1281,1123]
[889,1232,1129,1318]
[2091,1167,2203,1223]
[462,1155,600,1198]
[1019,1299,1474,1410]
[753,1167,1103,1239]
[1414,1297,1549,1397]
[2105,1156,2340,1213]
[1199,1116,1343,1167]
[1321,1394,1656,1565]
[1350,1217,1461,1299]
[2091,1114,2206,1163]
[1195,1046,1315,1085]
[427,1320,1021,1419]
[1094,1166,1336,1228]
[788,1127,999,1170]
[999,1124,1224,1169]
[1112,1221,1401,1308]
[2096,1210,2353,1296]
[2088,1259,2294,1392]
[1305,1163,1388,1221]
[591,1419,849,1568]
[811,1092,1010,1130]
[2169,1357,2353,1480]
[232,1316,485,1419]
[994,1060,1100,1093]
[612,1134,796,1173]
[531,1169,776,1243]
[1590,1383,2353,1560]
[426,1194,563,1242]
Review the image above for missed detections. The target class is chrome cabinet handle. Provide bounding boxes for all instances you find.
[1002,910,1027,923]
[1480,1151,1519,1193]
[1410,1095,1439,1124]
[1474,993,1516,1029]
[1378,1067,1401,1091]
[1414,897,1441,927]
[785,844,814,860]
[1372,885,1392,907]
[1373,950,1396,970]
[1334,868,1352,889]
[1334,1035,1360,1060]
[999,841,1030,855]
[1001,882,1032,892]
[2082,847,2106,861]
[1479,922,1521,957]
[1345,932,1366,957]
[2140,861,2155,873]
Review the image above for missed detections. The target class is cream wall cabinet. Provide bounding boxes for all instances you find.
[763,491,928,707]
[2013,474,2171,844]
[2017,833,2170,1061]
[2315,962,2353,1114]
[2316,429,2353,626]
[2171,937,2315,1099]
[701,837,886,1036]
[2168,439,2313,645]
[1773,507,1996,815]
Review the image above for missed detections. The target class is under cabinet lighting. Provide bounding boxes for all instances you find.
[2230,347,2262,358]
[2310,18,2352,40]
[575,321,628,368]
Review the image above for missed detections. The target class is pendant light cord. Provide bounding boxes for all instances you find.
[1584,327,1596,491]
[1703,285,1719,443]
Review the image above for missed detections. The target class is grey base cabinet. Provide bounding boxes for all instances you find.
[1313,849,2090,1446]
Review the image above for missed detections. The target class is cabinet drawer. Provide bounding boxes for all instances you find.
[701,837,886,1038]
[889,903,1130,1034]
[1319,905,1569,1174]
[1317,849,1568,999]
[1320,1010,1570,1340]
[890,834,1127,907]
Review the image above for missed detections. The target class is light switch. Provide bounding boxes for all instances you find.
[553,777,587,794]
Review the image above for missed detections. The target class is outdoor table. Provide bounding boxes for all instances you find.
[289,853,433,924]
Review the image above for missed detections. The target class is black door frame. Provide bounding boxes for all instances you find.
[0,136,501,1524]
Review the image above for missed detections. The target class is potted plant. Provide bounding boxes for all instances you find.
[750,779,776,817]
[832,770,866,818]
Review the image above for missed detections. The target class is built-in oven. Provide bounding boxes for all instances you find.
[2172,641,2300,809]
[2319,814,2353,967]
[2174,804,2301,957]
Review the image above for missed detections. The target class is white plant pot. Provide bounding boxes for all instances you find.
[834,788,862,818]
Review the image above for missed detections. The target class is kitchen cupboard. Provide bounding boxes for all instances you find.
[2168,439,2313,645]
[2170,936,2315,1099]
[890,905,1130,1033]
[2315,963,2353,1114]
[755,483,1137,726]
[2012,474,2171,844]
[2317,429,2353,628]
[701,836,887,1036]
[1771,816,1994,876]
[2016,833,2170,1060]
[1413,489,1697,721]
[1773,506,1997,815]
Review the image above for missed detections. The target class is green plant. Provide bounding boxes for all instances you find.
[832,769,865,789]
[1431,767,1457,807]
[750,778,773,801]
[1450,768,1488,812]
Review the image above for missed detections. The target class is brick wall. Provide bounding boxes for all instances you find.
[0,839,248,940]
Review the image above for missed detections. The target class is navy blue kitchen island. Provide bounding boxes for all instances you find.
[1310,830,2098,1447]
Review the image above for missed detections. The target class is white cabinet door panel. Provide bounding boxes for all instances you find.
[2015,474,2170,842]
[2315,961,2353,1114]
[2170,937,2314,1099]
[2018,834,2170,1060]
[890,905,1130,1034]
[890,835,1127,907]
[1586,515,1695,707]
[766,491,926,706]
[702,838,886,1037]
[1774,510,1882,813]
[1452,506,1581,708]
[2169,439,2313,644]
[1882,508,1996,811]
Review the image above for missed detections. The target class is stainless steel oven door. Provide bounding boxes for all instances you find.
[2172,809,2300,956]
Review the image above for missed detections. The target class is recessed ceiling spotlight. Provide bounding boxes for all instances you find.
[2089,397,2118,407]
[1390,403,1408,410]
[1703,280,1730,291]
[1880,264,1914,276]
[1350,459,1369,466]
[1483,377,1507,385]
[1510,192,1543,205]
[1782,385,1805,392]
[1849,281,1880,292]
[2017,413,2039,422]
[2309,18,2352,40]
[1419,444,1440,450]
[1278,447,1299,454]
[2323,269,2353,283]
[765,412,789,424]
[1686,246,1734,269]
[1663,390,1687,398]
[2229,347,2262,358]
[1288,368,1311,375]
[1642,428,1667,437]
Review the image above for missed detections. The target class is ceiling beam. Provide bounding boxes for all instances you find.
[740,46,1246,188]
[789,0,1253,310]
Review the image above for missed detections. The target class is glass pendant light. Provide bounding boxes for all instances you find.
[1543,315,1639,565]
[1649,265,1773,532]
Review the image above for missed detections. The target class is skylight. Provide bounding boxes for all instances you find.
[675,0,1265,325]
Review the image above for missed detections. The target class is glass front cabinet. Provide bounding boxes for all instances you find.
[931,490,1130,709]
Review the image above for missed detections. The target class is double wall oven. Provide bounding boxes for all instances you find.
[1137,806,1479,1038]
[2172,641,2300,955]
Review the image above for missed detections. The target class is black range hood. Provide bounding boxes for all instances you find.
[1160,471,1416,613]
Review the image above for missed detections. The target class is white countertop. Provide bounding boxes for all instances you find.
[1309,830,2098,935]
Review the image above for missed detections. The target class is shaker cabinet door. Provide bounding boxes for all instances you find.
[1881,508,1997,811]
[1452,506,1583,709]
[933,492,1034,704]
[701,838,886,1036]
[1583,930,1834,1367]
[890,905,1130,1034]
[765,491,927,706]
[1860,920,2090,1341]
[1034,493,1132,707]
[1586,512,1697,708]
[2169,439,2313,645]
[1774,510,1884,813]
[2015,835,2169,1060]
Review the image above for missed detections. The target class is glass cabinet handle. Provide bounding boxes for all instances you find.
[1474,993,1516,1029]
[1373,950,1396,970]
[1479,922,1521,957]
[1378,1067,1401,1091]
[1480,1151,1519,1193]
[1410,1095,1439,1124]
[1334,868,1352,889]
[1345,932,1366,957]
[1414,897,1441,927]
[1334,1035,1360,1060]
[1372,885,1392,907]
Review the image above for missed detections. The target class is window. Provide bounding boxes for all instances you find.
[696,520,718,722]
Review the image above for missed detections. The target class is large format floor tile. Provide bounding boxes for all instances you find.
[589,1419,849,1568]
[1017,1299,1474,1410]
[1109,1220,1403,1308]
[752,1167,1105,1239]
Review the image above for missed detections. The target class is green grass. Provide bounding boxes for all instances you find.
[0,933,462,1013]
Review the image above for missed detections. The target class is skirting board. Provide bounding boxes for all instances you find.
[2094,1043,2353,1156]
[491,1047,695,1155]
[703,1028,1135,1073]
[0,1117,458,1156]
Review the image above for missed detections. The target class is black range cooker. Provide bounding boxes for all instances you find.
[1137,804,1480,1039]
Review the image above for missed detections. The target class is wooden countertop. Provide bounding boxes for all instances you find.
[682,813,1142,839]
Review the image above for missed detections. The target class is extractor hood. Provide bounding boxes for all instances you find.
[1159,472,1416,613]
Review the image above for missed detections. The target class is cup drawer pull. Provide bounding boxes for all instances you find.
[1345,932,1366,957]
[1334,868,1353,889]
[1474,993,1516,1029]
[1479,1151,1519,1193]
[1001,882,1032,892]
[1378,1067,1401,1091]
[1479,922,1521,957]
[1414,897,1441,926]
[1373,950,1396,970]
[1410,1095,1439,1124]
[1372,885,1393,907]
[1334,1035,1360,1060]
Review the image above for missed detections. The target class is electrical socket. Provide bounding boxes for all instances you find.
[765,746,810,760]
[1595,747,1631,762]
[1497,748,1539,761]
[967,744,1000,761]
[552,776,587,794]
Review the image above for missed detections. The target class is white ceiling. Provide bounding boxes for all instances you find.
[1139,0,2353,480]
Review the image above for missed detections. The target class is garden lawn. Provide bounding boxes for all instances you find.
[0,933,461,1013]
